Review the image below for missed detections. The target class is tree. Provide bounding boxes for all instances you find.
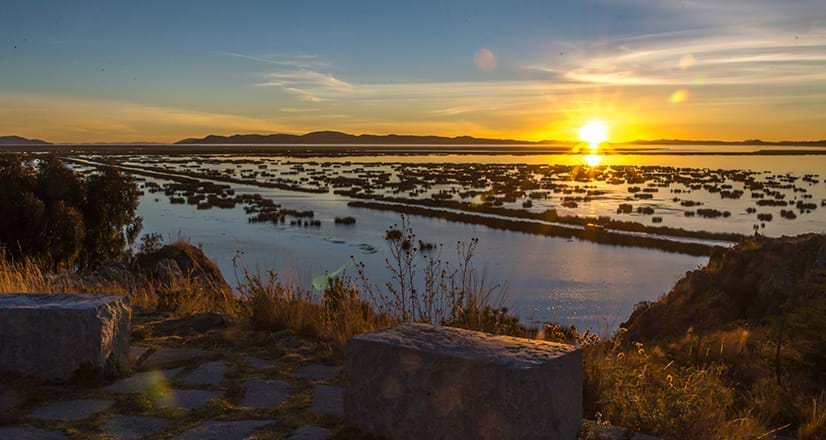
[80,166,142,268]
[0,155,142,269]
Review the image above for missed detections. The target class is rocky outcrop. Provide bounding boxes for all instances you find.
[0,294,130,381]
[345,323,582,440]
[623,233,826,341]
[135,241,230,292]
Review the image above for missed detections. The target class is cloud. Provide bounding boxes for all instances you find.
[255,69,353,102]
[222,52,330,69]
[523,30,826,87]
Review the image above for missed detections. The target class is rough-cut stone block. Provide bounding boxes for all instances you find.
[0,294,130,381]
[345,323,582,440]
[173,420,276,440]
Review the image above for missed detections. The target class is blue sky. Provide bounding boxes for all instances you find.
[1,0,825,142]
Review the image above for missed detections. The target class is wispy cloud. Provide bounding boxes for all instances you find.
[255,69,353,102]
[222,52,330,69]
[523,30,826,87]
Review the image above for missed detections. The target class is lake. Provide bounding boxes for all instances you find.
[69,146,826,333]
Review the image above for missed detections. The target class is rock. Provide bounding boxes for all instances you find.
[310,384,344,417]
[293,364,341,381]
[240,378,290,408]
[345,323,582,440]
[142,348,212,368]
[101,415,176,439]
[172,420,276,440]
[30,399,114,421]
[155,389,222,410]
[0,294,130,381]
[135,242,230,292]
[150,313,232,337]
[288,425,332,440]
[104,368,183,394]
[182,361,226,386]
[155,258,184,282]
[0,426,66,440]
[581,420,660,440]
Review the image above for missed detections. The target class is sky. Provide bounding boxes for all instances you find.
[1,0,825,143]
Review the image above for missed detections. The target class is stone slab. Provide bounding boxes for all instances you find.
[240,378,290,408]
[155,389,222,410]
[142,348,212,368]
[182,361,226,386]
[104,368,183,394]
[293,364,341,381]
[101,415,176,439]
[345,323,582,440]
[288,425,332,440]
[30,399,114,421]
[244,356,275,369]
[310,384,344,417]
[0,294,130,381]
[0,426,66,440]
[173,420,276,440]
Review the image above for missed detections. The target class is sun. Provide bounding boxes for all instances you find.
[578,120,608,151]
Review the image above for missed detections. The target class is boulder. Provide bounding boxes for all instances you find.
[135,241,229,291]
[0,293,130,381]
[345,323,582,440]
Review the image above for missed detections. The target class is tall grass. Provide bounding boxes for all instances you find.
[0,250,236,315]
[237,215,521,347]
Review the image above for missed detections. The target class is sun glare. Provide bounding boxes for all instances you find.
[579,120,608,151]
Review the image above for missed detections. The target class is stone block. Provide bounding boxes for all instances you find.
[0,294,130,381]
[345,323,582,440]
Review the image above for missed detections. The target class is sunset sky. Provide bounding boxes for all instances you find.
[1,0,825,143]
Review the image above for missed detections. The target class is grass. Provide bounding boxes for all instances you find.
[0,248,237,317]
[2,228,824,439]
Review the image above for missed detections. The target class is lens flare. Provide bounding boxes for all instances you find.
[670,89,689,103]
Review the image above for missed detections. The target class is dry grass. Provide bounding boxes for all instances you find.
[238,270,391,349]
[0,251,237,316]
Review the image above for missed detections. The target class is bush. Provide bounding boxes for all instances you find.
[585,340,734,439]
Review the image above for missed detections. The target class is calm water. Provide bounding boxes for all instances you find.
[97,148,825,333]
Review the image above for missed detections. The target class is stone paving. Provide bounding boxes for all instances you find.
[101,415,176,439]
[30,399,114,421]
[241,378,290,408]
[0,317,349,439]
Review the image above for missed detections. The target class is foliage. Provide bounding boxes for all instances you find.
[0,155,142,269]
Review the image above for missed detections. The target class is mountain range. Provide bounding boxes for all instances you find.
[0,135,51,145]
[2,132,825,147]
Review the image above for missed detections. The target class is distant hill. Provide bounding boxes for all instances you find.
[631,138,826,146]
[177,131,826,146]
[0,135,50,145]
[176,131,562,145]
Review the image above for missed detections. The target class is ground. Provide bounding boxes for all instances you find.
[0,312,347,440]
